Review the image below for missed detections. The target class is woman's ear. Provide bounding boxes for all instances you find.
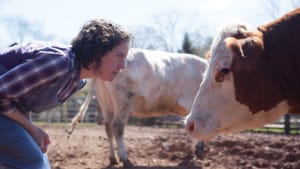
[87,62,97,71]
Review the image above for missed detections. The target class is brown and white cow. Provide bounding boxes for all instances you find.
[70,48,207,166]
[185,7,300,141]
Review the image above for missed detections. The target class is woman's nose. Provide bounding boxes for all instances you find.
[118,59,125,69]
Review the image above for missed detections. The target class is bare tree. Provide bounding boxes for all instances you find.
[264,0,282,20]
[0,16,54,43]
[151,11,181,52]
[130,11,182,52]
[130,25,168,51]
[291,0,300,7]
[130,10,210,54]
[263,0,300,20]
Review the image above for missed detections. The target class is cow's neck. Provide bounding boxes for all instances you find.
[259,8,300,114]
[232,54,284,114]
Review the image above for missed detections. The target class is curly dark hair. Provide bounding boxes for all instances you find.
[71,19,132,69]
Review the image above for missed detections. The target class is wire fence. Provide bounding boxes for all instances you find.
[31,93,183,126]
[31,94,300,135]
[262,114,300,134]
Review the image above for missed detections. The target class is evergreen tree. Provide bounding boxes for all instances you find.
[178,33,197,55]
[180,33,196,54]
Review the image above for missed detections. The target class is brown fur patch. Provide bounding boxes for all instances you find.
[229,31,283,113]
[230,7,300,114]
[232,39,281,113]
[260,7,300,114]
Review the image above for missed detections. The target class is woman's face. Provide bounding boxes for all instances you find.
[93,41,130,81]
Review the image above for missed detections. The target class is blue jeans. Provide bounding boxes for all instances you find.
[0,115,45,169]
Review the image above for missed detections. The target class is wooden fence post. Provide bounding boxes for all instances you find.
[284,114,290,135]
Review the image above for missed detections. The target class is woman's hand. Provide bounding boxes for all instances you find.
[3,110,51,153]
[30,125,51,153]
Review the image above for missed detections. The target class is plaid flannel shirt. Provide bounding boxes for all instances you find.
[0,42,85,114]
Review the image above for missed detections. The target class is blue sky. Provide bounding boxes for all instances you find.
[0,0,296,48]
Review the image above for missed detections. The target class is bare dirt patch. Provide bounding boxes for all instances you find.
[43,124,300,169]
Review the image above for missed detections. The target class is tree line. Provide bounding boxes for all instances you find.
[0,0,299,58]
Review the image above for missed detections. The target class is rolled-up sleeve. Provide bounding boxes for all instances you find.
[0,54,69,114]
[0,99,18,114]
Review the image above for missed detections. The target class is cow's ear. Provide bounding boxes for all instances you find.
[233,24,249,39]
[230,36,264,73]
[226,36,264,59]
[239,37,264,60]
[225,37,245,58]
[205,51,211,60]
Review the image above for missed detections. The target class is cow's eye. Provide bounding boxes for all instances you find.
[215,68,231,83]
[221,68,230,75]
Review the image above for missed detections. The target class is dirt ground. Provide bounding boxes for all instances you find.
[43,124,300,169]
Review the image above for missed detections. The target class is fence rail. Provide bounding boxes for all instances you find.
[261,114,300,134]
[31,94,300,135]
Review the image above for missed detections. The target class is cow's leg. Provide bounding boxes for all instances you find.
[104,122,118,165]
[112,118,133,167]
[195,141,205,159]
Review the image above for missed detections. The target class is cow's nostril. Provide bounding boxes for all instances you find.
[188,121,195,133]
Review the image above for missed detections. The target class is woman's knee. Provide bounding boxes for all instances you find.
[0,116,45,168]
[25,149,45,169]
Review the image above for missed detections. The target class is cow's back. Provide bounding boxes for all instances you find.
[111,48,207,117]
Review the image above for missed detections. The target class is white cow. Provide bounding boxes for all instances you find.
[69,48,207,167]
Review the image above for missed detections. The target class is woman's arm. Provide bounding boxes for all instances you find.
[3,111,51,153]
[0,50,69,115]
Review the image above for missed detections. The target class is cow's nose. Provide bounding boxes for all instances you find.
[185,117,217,141]
[186,120,195,134]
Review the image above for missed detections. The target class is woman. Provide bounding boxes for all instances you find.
[0,19,131,169]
